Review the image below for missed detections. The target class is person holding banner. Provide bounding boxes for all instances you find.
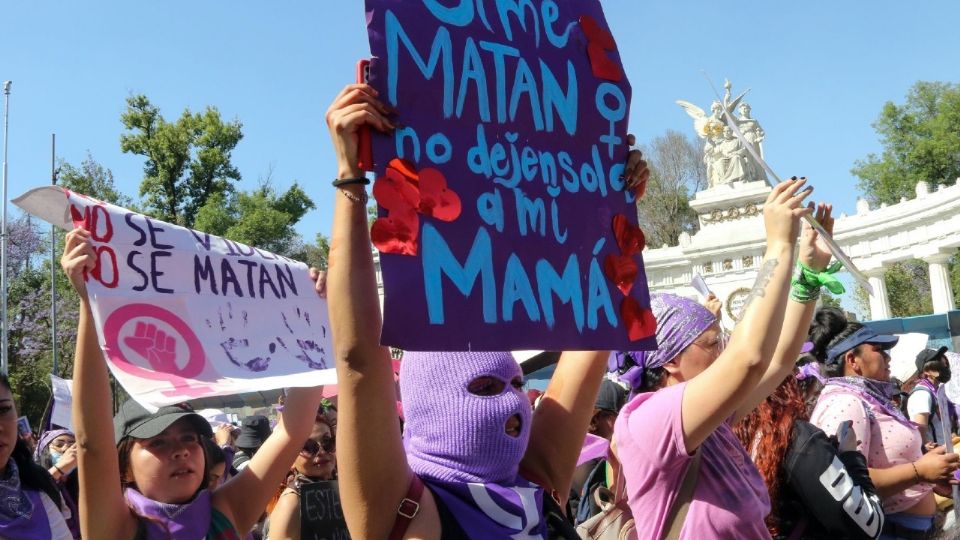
[614,179,825,538]
[808,310,960,539]
[0,375,72,539]
[323,83,648,539]
[61,227,327,540]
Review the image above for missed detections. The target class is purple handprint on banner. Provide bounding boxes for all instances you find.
[277,307,328,370]
[206,302,273,373]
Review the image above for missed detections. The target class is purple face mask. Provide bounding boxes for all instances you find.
[400,351,531,484]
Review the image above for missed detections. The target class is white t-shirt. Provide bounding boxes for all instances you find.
[907,386,943,444]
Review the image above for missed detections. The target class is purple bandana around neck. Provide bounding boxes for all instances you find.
[124,487,212,540]
[422,475,547,538]
[631,293,715,372]
[916,378,939,395]
[824,376,915,428]
[0,488,50,539]
[0,460,53,539]
[0,459,34,522]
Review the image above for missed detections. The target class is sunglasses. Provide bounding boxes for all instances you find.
[300,435,335,457]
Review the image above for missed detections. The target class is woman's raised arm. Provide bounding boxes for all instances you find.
[324,83,414,539]
[64,228,139,540]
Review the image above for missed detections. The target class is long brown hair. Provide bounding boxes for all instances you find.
[734,374,809,536]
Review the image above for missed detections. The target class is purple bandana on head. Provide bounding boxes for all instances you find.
[34,429,73,462]
[632,293,716,371]
[400,351,531,485]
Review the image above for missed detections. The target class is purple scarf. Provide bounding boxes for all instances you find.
[0,461,52,539]
[823,376,915,428]
[124,487,212,540]
[423,475,547,538]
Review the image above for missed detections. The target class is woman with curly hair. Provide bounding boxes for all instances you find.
[735,371,884,539]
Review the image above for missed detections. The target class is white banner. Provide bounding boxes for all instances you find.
[50,375,73,431]
[16,187,334,408]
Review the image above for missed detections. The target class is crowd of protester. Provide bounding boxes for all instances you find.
[3,82,960,539]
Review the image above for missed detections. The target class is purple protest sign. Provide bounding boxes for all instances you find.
[364,0,655,351]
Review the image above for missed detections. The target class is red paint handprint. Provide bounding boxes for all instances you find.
[124,321,180,374]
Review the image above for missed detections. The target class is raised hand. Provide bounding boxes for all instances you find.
[623,134,650,198]
[762,177,814,248]
[60,228,96,297]
[325,83,395,179]
[309,267,327,298]
[798,202,834,272]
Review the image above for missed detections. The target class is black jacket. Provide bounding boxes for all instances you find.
[777,420,884,539]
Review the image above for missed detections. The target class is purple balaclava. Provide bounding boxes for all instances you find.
[400,351,531,485]
[633,293,716,371]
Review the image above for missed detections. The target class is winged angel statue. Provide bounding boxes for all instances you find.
[677,81,766,188]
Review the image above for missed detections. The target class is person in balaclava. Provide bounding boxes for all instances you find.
[322,83,651,539]
[907,346,954,445]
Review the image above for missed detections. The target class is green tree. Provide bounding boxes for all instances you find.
[193,182,315,258]
[57,152,132,207]
[853,81,960,316]
[636,130,706,248]
[300,233,331,270]
[121,95,242,227]
[852,81,960,206]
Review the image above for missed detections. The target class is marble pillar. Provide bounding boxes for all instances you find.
[925,253,956,313]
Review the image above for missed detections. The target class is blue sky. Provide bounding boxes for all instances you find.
[4,1,959,242]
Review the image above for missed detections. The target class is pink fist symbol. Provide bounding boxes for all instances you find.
[124,322,180,374]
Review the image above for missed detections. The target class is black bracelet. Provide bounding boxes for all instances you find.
[332,177,370,188]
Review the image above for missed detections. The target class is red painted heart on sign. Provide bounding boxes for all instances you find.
[388,157,420,183]
[604,254,638,296]
[580,15,616,49]
[418,168,462,222]
[587,43,623,82]
[580,15,623,82]
[612,214,645,256]
[621,297,657,342]
[374,168,420,211]
[371,208,420,256]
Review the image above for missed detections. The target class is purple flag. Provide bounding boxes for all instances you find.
[364,0,655,351]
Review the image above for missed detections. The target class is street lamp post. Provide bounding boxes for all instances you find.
[51,134,59,376]
[1,81,11,376]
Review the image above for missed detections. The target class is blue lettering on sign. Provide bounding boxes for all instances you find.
[502,253,540,322]
[536,254,584,331]
[387,10,454,116]
[387,10,578,133]
[422,224,498,324]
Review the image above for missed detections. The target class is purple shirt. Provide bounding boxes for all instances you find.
[615,382,771,539]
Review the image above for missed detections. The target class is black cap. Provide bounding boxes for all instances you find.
[113,400,213,445]
[235,415,272,449]
[916,346,950,374]
[595,379,628,413]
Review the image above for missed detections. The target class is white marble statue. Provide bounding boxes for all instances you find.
[677,81,767,187]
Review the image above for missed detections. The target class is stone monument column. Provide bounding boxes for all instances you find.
[864,267,892,320]
[924,253,956,313]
